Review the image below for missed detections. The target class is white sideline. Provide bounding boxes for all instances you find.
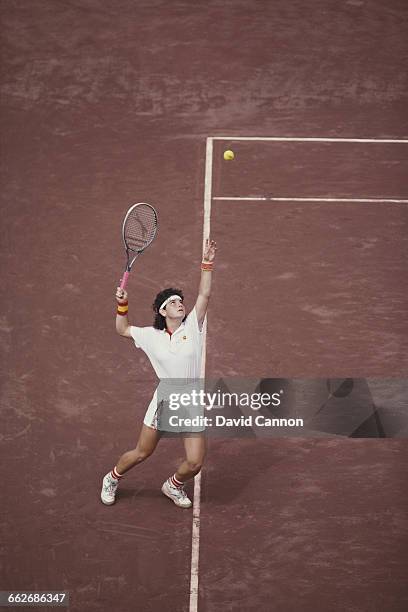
[189,137,213,612]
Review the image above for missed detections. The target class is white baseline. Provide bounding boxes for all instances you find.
[214,196,408,204]
[211,136,408,143]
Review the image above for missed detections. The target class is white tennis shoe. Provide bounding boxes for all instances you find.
[161,479,192,508]
[101,472,119,505]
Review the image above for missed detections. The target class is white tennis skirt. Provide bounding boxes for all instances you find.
[143,381,205,432]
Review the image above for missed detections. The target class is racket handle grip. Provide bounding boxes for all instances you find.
[120,271,130,290]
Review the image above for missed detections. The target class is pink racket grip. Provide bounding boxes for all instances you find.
[120,271,130,290]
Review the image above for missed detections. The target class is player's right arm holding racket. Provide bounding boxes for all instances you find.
[116,287,132,337]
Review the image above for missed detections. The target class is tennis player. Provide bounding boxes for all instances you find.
[100,238,217,509]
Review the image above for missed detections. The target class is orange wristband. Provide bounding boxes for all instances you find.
[201,261,213,271]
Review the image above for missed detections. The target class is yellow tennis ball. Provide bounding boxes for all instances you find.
[223,150,235,160]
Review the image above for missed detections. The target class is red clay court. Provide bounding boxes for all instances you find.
[1,1,408,611]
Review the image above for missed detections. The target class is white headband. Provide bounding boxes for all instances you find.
[159,294,182,311]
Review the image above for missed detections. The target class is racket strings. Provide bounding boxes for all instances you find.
[124,205,157,252]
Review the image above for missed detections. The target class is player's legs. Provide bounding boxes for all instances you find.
[161,434,206,508]
[101,424,160,505]
[176,434,206,481]
[109,392,161,476]
[116,424,161,474]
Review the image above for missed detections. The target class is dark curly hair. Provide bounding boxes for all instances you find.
[152,287,185,330]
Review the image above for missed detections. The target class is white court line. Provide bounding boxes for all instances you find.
[212,136,408,143]
[189,137,213,612]
[213,196,408,203]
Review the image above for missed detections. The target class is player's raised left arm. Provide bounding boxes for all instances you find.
[195,238,217,328]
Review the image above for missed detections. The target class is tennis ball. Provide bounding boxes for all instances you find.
[223,150,235,161]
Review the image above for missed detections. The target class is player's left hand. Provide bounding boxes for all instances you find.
[203,238,217,262]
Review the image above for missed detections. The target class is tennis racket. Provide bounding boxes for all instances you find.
[119,202,158,289]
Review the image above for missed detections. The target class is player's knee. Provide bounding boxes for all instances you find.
[135,446,154,462]
[186,459,202,474]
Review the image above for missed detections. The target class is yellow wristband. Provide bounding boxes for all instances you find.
[117,305,129,313]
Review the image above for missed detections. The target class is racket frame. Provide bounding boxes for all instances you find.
[120,202,158,289]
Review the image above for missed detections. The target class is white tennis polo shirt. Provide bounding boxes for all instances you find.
[130,307,205,379]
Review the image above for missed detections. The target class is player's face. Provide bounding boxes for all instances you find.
[164,298,185,319]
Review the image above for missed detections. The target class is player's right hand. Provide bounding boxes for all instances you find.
[116,287,128,304]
